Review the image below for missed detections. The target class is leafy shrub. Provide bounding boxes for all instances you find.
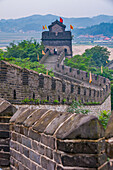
[53,100,59,104]
[63,98,66,102]
[67,100,89,114]
[35,99,40,104]
[30,98,34,102]
[62,98,66,104]
[21,98,30,104]
[85,102,100,105]
[98,110,111,129]
[40,99,48,104]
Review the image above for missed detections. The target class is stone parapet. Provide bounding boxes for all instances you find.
[0,60,110,106]
[10,108,110,169]
[55,63,110,88]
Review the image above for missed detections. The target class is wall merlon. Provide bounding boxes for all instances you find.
[55,63,111,88]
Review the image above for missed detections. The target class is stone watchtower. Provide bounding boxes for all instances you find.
[42,20,72,56]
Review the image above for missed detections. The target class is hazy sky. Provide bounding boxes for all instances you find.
[0,0,113,19]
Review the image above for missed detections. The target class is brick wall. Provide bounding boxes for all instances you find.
[10,108,111,170]
[0,98,16,168]
[0,60,110,106]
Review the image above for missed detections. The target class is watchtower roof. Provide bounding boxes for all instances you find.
[48,20,66,29]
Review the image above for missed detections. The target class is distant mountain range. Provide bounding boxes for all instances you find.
[0,14,113,33]
[74,23,113,37]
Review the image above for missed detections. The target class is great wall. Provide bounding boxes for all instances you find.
[0,20,113,169]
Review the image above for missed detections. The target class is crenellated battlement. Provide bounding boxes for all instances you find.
[0,60,111,105]
[55,62,111,88]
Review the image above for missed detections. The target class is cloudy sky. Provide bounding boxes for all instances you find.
[0,0,113,19]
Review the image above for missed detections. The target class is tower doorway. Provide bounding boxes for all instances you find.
[54,48,57,55]
[64,48,67,53]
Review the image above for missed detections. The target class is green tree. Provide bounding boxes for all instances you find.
[0,49,4,60]
[0,39,54,77]
[84,46,110,67]
[4,39,45,62]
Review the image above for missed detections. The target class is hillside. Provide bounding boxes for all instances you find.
[0,14,113,33]
[74,23,113,37]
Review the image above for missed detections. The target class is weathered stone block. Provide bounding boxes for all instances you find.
[23,109,48,127]
[11,132,17,141]
[23,146,29,158]
[17,133,22,143]
[15,109,35,125]
[33,110,59,133]
[29,129,41,142]
[10,140,16,150]
[0,123,9,131]
[30,162,37,170]
[10,107,28,123]
[22,136,31,148]
[19,144,23,154]
[54,151,61,164]
[0,131,9,138]
[45,147,53,159]
[0,117,10,123]
[10,156,14,166]
[56,114,105,140]
[41,156,56,170]
[29,150,40,165]
[21,156,30,168]
[44,112,72,135]
[0,152,10,159]
[38,143,45,155]
[61,153,107,168]
[41,134,55,149]
[57,139,105,154]
[0,158,10,166]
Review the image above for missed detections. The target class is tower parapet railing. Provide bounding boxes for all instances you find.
[39,50,50,64]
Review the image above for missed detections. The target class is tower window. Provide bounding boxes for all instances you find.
[13,90,16,99]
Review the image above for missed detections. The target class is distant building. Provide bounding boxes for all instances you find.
[42,20,72,56]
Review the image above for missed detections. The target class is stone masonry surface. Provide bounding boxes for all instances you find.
[0,60,111,109]
[0,98,16,168]
[9,107,113,169]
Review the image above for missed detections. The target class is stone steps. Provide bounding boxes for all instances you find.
[42,55,58,70]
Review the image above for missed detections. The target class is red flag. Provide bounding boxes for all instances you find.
[60,17,63,23]
[70,25,74,29]
[42,26,45,30]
